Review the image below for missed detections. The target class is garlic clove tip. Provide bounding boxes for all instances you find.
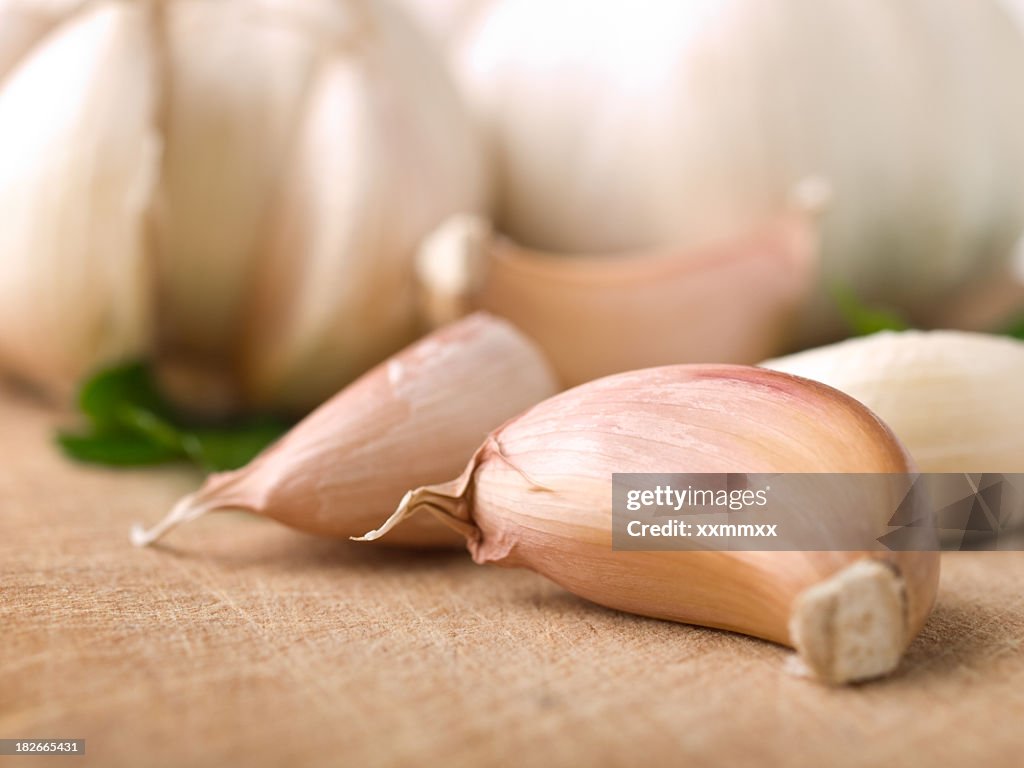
[130,491,213,547]
[352,489,418,541]
[129,523,152,548]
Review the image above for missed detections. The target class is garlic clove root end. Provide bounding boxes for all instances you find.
[789,559,907,685]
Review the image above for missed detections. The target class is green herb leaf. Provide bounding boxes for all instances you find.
[116,405,184,451]
[831,284,910,336]
[56,431,183,466]
[57,362,291,472]
[77,361,171,430]
[1003,315,1024,341]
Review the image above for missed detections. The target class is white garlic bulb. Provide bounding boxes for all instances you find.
[0,0,486,412]
[449,0,1024,336]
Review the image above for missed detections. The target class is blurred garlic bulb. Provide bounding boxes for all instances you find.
[449,0,1024,337]
[763,331,1024,473]
[0,0,486,413]
[417,211,817,386]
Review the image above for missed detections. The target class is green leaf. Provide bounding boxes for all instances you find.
[77,361,171,430]
[57,361,292,472]
[116,405,185,451]
[831,284,910,336]
[1003,315,1024,341]
[56,431,183,466]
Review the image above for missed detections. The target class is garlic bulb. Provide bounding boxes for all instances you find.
[362,365,940,683]
[416,211,817,386]
[0,0,486,412]
[763,331,1024,473]
[133,313,557,547]
[450,0,1024,336]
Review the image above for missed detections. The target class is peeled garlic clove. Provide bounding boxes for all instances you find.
[132,313,557,548]
[763,330,1024,473]
[416,213,817,387]
[361,365,939,684]
[0,1,158,393]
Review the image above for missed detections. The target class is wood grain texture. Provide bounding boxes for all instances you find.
[1,386,1023,768]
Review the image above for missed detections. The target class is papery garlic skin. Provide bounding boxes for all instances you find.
[763,331,1024,473]
[416,212,817,387]
[133,313,557,548]
[363,365,939,683]
[452,0,1024,334]
[0,0,487,412]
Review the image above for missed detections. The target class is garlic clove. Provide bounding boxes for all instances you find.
[0,1,158,394]
[762,330,1024,473]
[151,0,322,391]
[132,313,557,548]
[416,213,817,387]
[234,47,417,412]
[235,0,489,412]
[360,364,939,684]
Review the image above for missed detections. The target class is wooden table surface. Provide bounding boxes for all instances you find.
[2,385,1023,768]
